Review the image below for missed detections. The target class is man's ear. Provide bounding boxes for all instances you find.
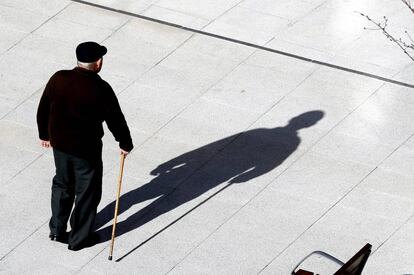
[95,58,103,71]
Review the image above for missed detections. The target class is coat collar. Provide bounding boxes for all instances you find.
[73,66,98,76]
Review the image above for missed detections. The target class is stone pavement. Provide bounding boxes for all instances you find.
[0,0,414,274]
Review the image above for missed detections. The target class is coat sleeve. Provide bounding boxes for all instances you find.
[36,77,53,140]
[102,82,134,152]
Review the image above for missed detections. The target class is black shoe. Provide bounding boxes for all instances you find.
[68,233,100,251]
[49,232,69,244]
[67,244,83,251]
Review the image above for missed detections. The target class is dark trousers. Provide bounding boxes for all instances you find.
[50,149,103,247]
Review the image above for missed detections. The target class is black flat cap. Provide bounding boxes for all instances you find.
[76,41,107,62]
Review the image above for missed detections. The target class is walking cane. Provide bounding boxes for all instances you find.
[108,153,126,261]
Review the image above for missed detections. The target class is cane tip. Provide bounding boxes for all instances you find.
[108,256,112,261]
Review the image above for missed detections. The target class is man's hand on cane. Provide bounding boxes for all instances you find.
[40,140,51,148]
[120,149,129,156]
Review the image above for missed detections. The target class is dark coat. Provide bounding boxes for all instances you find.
[37,67,133,159]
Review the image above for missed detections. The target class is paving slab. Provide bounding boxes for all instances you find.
[0,26,27,56]
[142,5,210,30]
[381,145,414,178]
[273,151,374,203]
[0,144,41,185]
[203,6,289,46]
[0,0,70,16]
[239,0,317,22]
[331,88,414,148]
[82,0,157,14]
[34,17,114,44]
[0,4,50,34]
[0,174,50,258]
[155,0,242,21]
[201,62,307,113]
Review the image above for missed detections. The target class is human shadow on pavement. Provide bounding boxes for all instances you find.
[94,110,324,249]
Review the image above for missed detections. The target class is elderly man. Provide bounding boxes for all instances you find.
[37,41,133,251]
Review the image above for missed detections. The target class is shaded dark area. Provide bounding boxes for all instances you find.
[95,111,324,246]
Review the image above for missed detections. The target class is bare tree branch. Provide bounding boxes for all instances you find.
[359,10,414,61]
[401,0,414,14]
[405,30,414,44]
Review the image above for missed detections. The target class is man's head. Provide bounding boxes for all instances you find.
[76,41,107,72]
